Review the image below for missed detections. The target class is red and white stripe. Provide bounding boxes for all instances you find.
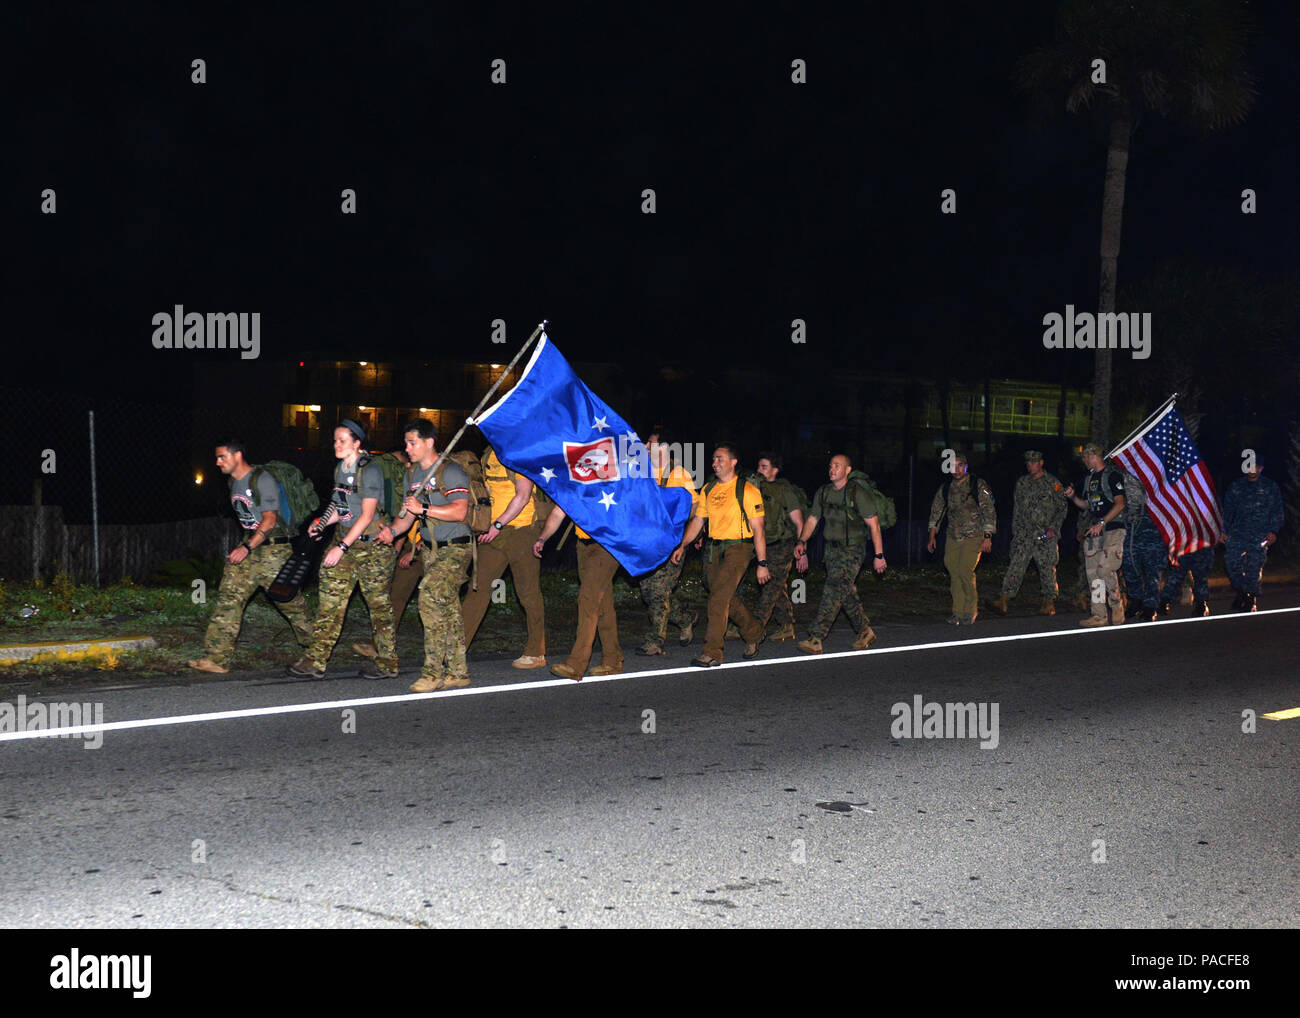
[1114,442,1223,555]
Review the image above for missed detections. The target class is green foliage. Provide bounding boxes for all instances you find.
[151,551,225,591]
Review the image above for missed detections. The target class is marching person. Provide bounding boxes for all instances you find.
[1063,443,1127,627]
[671,443,768,667]
[748,452,807,643]
[995,450,1068,616]
[379,418,474,693]
[188,439,314,674]
[636,428,700,656]
[353,449,424,658]
[795,453,883,655]
[541,505,625,681]
[459,444,550,668]
[927,452,996,625]
[1222,456,1285,612]
[289,419,399,679]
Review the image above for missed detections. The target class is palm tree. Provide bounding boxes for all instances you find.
[1017,0,1256,447]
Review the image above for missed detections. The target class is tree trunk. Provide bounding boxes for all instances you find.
[1093,107,1132,448]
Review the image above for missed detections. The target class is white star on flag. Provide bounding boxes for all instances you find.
[539,467,556,483]
[593,415,610,432]
[599,491,617,510]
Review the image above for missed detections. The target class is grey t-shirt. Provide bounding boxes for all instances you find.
[328,458,384,534]
[408,459,471,543]
[230,469,280,532]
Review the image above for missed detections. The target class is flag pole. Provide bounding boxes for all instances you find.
[440,320,547,458]
[1106,391,1178,460]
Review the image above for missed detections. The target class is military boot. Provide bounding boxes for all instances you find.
[1071,592,1090,613]
[1194,599,1210,617]
[1157,599,1172,617]
[769,624,797,642]
[852,627,877,650]
[994,594,1011,615]
[1244,593,1257,612]
[797,636,824,655]
[1230,588,1245,611]
[1038,598,1056,616]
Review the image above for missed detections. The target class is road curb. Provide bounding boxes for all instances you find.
[0,636,158,666]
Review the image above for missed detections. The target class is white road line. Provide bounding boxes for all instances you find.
[2,607,1296,744]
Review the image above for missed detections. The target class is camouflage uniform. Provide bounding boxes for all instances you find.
[1123,515,1168,614]
[639,553,693,646]
[807,479,876,640]
[204,543,313,668]
[1160,546,1212,605]
[1000,465,1067,601]
[1080,465,1127,623]
[928,473,997,621]
[749,475,805,633]
[418,543,473,682]
[306,541,398,671]
[1223,474,1284,598]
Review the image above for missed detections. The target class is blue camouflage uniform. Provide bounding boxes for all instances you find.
[1159,545,1213,605]
[1223,474,1284,596]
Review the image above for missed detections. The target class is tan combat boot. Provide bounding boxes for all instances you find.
[1039,598,1056,616]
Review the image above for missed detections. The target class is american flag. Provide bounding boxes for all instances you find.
[1111,403,1223,555]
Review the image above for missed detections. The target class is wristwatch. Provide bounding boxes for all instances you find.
[492,520,505,531]
[874,552,885,560]
[757,559,768,567]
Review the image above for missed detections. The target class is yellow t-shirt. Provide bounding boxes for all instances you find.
[482,447,535,527]
[697,477,764,540]
[657,463,699,512]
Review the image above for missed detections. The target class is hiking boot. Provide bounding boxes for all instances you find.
[1157,599,1172,616]
[678,610,698,646]
[1193,599,1210,617]
[742,641,760,660]
[797,637,823,655]
[946,615,962,625]
[187,658,229,675]
[550,663,582,681]
[636,643,666,656]
[409,675,441,693]
[352,642,378,659]
[440,674,471,689]
[994,594,1010,615]
[511,655,547,669]
[1038,598,1056,616]
[852,627,877,651]
[768,624,797,642]
[589,662,623,676]
[691,655,722,668]
[1079,615,1108,627]
[360,662,399,680]
[964,612,978,625]
[725,622,741,640]
[287,659,325,679]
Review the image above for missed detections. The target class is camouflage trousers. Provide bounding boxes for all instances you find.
[306,540,398,672]
[1083,528,1125,621]
[1225,536,1268,595]
[638,553,692,646]
[752,539,797,630]
[418,543,473,682]
[809,541,869,639]
[1160,546,1212,603]
[1000,534,1059,599]
[1122,519,1167,610]
[204,543,313,668]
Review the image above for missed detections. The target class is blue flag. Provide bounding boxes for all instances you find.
[472,334,692,576]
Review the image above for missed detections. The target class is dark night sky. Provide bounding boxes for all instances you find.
[9,2,1297,407]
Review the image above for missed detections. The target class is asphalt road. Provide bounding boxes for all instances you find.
[2,591,1297,929]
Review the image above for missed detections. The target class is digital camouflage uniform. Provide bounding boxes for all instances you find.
[639,464,698,648]
[748,473,806,634]
[203,468,313,667]
[1080,466,1127,623]
[807,479,876,640]
[304,457,398,672]
[928,474,997,621]
[1123,514,1168,614]
[1000,467,1068,601]
[1223,473,1284,599]
[1160,546,1213,605]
